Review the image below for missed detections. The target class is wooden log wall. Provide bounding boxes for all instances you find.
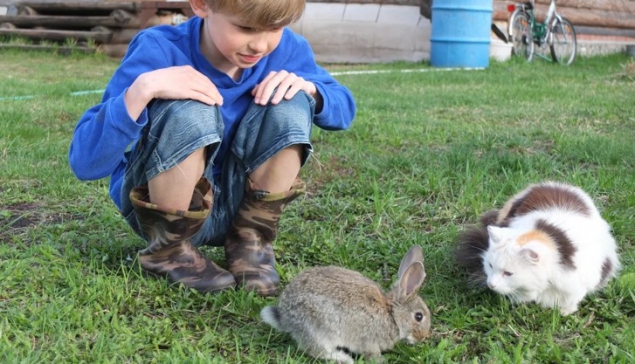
[493,0,635,37]
[1,0,634,57]
[314,0,635,27]
[0,1,193,57]
[312,0,635,36]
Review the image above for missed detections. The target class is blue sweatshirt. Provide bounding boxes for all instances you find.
[69,16,356,211]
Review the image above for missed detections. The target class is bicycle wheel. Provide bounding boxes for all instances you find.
[550,17,577,65]
[509,10,534,61]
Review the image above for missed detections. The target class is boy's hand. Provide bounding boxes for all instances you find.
[125,66,223,121]
[252,70,321,107]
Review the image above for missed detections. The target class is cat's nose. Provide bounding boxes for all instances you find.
[487,281,496,289]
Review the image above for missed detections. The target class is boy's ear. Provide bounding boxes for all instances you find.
[189,0,209,18]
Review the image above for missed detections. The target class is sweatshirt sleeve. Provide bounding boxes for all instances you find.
[68,34,167,181]
[287,33,356,131]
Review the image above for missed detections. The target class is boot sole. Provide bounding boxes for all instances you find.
[238,281,279,297]
[140,267,236,294]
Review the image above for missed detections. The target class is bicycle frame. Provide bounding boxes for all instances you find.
[508,0,577,64]
[508,0,565,48]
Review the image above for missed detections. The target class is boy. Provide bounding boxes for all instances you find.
[68,0,356,296]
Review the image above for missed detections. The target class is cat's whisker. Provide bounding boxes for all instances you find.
[469,245,488,254]
[510,291,525,304]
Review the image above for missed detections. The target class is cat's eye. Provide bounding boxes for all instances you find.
[414,312,424,322]
[503,271,513,277]
[489,263,493,268]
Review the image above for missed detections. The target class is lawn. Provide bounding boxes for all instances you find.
[1,49,634,363]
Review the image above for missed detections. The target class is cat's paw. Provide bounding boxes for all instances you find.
[559,305,578,316]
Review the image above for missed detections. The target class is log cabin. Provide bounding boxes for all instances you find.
[0,0,633,61]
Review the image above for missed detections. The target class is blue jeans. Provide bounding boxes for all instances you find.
[121,92,315,246]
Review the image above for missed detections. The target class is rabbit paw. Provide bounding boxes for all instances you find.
[320,350,354,364]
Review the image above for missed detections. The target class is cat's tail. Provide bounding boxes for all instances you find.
[454,210,499,287]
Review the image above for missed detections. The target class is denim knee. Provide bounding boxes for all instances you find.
[143,99,224,181]
[261,91,314,137]
[230,92,315,174]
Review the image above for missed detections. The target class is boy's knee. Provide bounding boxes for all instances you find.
[148,99,224,138]
[263,92,314,132]
[272,91,314,113]
[150,99,219,123]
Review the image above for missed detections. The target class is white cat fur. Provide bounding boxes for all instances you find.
[481,182,620,315]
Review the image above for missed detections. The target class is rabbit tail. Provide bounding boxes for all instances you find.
[260,306,282,331]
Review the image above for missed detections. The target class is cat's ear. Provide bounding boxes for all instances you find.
[520,248,540,264]
[487,226,507,245]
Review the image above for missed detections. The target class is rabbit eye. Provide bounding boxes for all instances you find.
[415,312,424,322]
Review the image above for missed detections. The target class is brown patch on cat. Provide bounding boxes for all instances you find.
[535,219,577,270]
[599,258,613,287]
[497,194,527,225]
[481,210,500,227]
[516,229,556,249]
[498,184,591,226]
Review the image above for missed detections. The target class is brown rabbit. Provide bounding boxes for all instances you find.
[260,246,431,363]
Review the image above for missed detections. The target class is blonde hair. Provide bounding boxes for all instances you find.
[206,0,305,30]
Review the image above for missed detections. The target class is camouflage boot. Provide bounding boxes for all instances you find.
[131,178,236,293]
[225,178,306,296]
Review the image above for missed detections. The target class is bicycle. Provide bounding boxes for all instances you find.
[507,0,577,65]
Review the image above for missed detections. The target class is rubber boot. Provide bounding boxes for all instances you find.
[225,178,306,296]
[131,178,236,293]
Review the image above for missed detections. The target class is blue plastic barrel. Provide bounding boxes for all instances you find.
[430,0,493,68]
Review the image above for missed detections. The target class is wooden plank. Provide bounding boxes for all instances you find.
[91,26,138,44]
[19,6,38,16]
[15,2,139,15]
[565,8,635,30]
[575,25,635,38]
[138,1,194,28]
[0,28,112,42]
[494,2,635,29]
[497,0,635,13]
[533,0,635,13]
[0,13,140,29]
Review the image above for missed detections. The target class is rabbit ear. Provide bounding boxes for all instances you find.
[397,261,426,300]
[398,245,424,280]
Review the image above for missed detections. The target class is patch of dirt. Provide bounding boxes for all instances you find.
[616,60,635,81]
[304,154,356,197]
[0,202,85,239]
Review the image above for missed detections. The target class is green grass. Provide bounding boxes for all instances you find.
[1,49,634,363]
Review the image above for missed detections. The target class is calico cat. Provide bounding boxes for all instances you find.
[455,181,620,315]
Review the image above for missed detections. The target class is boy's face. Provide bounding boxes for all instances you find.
[200,10,285,73]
